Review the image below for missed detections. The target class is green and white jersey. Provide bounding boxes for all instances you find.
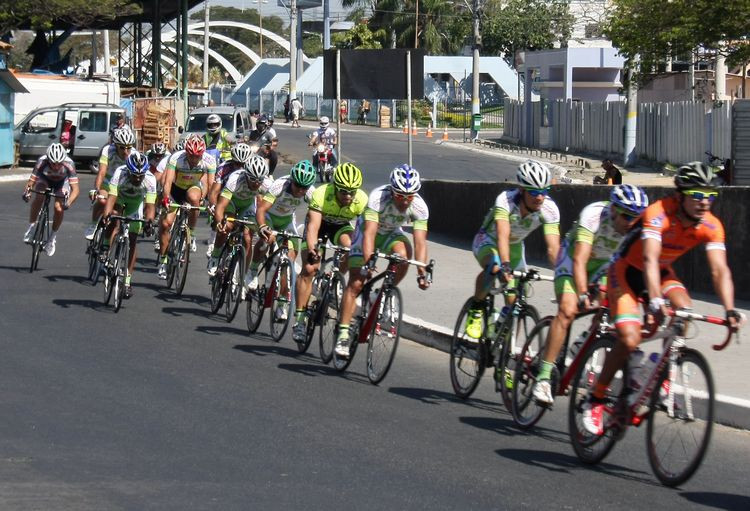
[262,175,315,218]
[221,173,273,203]
[567,201,622,261]
[98,144,128,184]
[479,189,560,243]
[108,165,157,204]
[362,185,429,235]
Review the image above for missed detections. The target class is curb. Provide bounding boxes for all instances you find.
[0,173,28,183]
[401,315,750,431]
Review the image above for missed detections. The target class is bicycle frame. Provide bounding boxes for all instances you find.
[260,230,303,308]
[555,306,611,396]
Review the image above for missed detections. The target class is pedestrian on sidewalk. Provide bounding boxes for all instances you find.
[290,97,303,128]
[593,159,622,185]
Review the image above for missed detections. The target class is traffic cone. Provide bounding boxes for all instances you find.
[441,126,449,141]
[402,123,408,134]
[425,125,433,138]
[411,120,417,136]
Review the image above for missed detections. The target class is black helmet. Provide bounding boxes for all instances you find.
[674,162,718,190]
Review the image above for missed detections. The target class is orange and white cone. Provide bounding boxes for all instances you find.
[411,120,418,136]
[425,125,433,138]
[402,123,408,134]
[441,126,449,141]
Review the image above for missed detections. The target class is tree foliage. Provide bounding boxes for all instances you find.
[481,0,574,67]
[332,22,385,49]
[0,0,141,36]
[605,0,750,67]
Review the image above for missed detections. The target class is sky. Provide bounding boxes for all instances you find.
[211,0,354,23]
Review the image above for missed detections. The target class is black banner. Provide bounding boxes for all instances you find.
[323,49,425,100]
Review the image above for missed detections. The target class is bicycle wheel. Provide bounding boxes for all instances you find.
[449,298,487,399]
[246,264,267,334]
[269,260,294,342]
[173,229,190,296]
[568,335,625,465]
[332,324,359,372]
[29,206,47,273]
[319,273,342,364]
[102,245,115,306]
[498,305,542,411]
[366,287,403,384]
[165,229,178,289]
[646,348,714,487]
[87,225,104,285]
[225,248,245,323]
[112,238,129,313]
[512,316,554,429]
[210,248,229,314]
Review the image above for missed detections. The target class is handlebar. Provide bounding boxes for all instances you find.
[224,216,257,227]
[668,308,745,351]
[168,203,206,212]
[511,268,555,282]
[364,252,436,284]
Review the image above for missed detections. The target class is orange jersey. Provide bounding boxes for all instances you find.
[623,196,725,270]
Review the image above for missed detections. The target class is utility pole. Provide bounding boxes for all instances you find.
[103,31,111,77]
[470,0,481,141]
[715,44,727,101]
[689,49,695,101]
[623,57,638,167]
[323,0,330,49]
[414,0,419,48]
[289,0,297,102]
[203,0,210,88]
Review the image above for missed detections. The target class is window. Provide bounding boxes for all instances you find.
[79,111,108,132]
[27,111,58,133]
[585,23,604,39]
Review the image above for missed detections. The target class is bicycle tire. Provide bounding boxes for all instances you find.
[29,206,47,273]
[568,335,625,465]
[332,285,363,372]
[246,264,267,334]
[225,247,244,323]
[512,316,554,429]
[173,229,190,296]
[112,237,129,313]
[498,305,541,411]
[449,298,486,399]
[165,228,178,289]
[210,247,229,314]
[89,226,106,286]
[318,273,342,364]
[366,287,403,385]
[646,348,714,487]
[269,260,294,342]
[102,244,115,305]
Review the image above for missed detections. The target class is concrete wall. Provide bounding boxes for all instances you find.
[421,180,750,300]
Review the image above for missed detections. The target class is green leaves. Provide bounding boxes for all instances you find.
[0,1,142,35]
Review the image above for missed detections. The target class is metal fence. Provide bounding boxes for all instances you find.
[207,84,504,129]
[504,98,732,164]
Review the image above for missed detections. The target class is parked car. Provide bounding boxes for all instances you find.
[179,106,251,144]
[14,103,126,168]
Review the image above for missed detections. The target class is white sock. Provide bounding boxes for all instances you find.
[50,231,57,241]
[28,222,35,230]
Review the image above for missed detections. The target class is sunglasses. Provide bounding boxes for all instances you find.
[116,144,133,150]
[682,189,718,202]
[336,187,357,196]
[392,191,415,200]
[525,187,550,197]
[614,207,638,221]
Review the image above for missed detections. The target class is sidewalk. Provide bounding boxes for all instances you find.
[397,234,750,430]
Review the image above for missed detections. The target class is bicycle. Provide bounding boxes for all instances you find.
[295,242,349,357]
[568,308,741,487]
[245,229,303,342]
[210,216,255,323]
[332,252,435,385]
[450,269,550,409]
[102,214,139,313]
[24,188,56,273]
[165,203,205,296]
[511,292,611,429]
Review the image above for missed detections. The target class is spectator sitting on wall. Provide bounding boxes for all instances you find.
[593,159,622,185]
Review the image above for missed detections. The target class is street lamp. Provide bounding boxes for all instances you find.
[254,0,269,59]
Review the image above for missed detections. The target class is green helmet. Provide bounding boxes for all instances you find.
[291,160,316,187]
[333,162,363,189]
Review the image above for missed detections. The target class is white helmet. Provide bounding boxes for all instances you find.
[319,116,329,128]
[46,143,67,164]
[206,114,222,134]
[230,143,253,163]
[516,160,551,189]
[112,127,135,147]
[243,154,269,182]
[390,164,421,194]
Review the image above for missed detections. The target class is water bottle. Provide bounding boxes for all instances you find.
[569,329,589,357]
[487,306,510,338]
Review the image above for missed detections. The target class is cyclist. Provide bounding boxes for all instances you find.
[532,184,649,405]
[86,127,134,239]
[208,155,273,277]
[22,143,80,256]
[146,142,171,185]
[583,163,742,435]
[463,160,561,341]
[309,116,337,169]
[250,161,317,318]
[292,162,368,343]
[207,143,255,257]
[103,151,157,299]
[249,115,278,175]
[204,113,233,162]
[335,164,431,358]
[157,135,217,279]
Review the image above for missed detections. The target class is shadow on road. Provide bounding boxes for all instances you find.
[195,325,248,337]
[388,386,504,414]
[0,264,34,273]
[233,343,300,358]
[52,298,105,311]
[495,448,654,485]
[44,274,90,285]
[154,291,210,306]
[277,362,370,385]
[460,413,570,444]
[162,306,213,319]
[680,492,750,510]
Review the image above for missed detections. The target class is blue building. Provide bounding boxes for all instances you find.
[0,42,28,168]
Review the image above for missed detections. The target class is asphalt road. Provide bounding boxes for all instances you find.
[1,152,749,509]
